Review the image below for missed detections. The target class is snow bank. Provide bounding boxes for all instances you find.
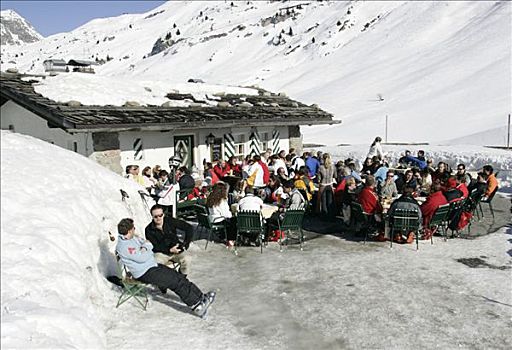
[0,131,151,348]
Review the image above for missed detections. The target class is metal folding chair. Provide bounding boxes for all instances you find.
[196,213,227,250]
[479,187,498,219]
[350,202,376,244]
[389,208,421,250]
[278,209,305,251]
[114,253,148,310]
[426,203,450,244]
[236,210,265,255]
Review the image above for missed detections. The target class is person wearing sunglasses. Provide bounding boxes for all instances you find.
[144,205,194,276]
[116,218,215,318]
[456,163,472,186]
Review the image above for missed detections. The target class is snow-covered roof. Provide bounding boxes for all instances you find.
[0,73,338,132]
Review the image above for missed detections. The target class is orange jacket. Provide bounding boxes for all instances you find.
[485,174,498,197]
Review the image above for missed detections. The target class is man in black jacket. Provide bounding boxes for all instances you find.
[388,185,422,243]
[145,204,194,275]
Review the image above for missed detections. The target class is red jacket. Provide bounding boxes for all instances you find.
[457,183,469,198]
[213,164,229,178]
[227,163,242,177]
[358,187,382,214]
[420,190,448,227]
[258,160,270,184]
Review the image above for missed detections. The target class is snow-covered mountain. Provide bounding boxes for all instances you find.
[0,9,42,45]
[2,1,511,145]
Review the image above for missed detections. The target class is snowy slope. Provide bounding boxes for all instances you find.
[2,1,511,145]
[0,9,42,45]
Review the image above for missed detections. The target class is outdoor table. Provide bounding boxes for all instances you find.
[222,175,242,190]
[230,203,279,219]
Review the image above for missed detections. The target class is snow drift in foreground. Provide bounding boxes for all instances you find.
[0,131,150,348]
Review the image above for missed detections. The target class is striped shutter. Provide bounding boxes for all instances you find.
[272,129,280,155]
[249,129,261,157]
[133,138,143,160]
[224,133,235,159]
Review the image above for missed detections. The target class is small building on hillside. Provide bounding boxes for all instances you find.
[0,72,340,175]
[43,59,68,73]
[67,59,97,74]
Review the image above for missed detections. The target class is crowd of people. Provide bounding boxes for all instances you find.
[123,136,499,246]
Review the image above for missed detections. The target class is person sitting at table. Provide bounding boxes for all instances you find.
[203,162,220,187]
[398,150,412,166]
[213,159,230,179]
[276,152,289,177]
[379,170,398,199]
[358,175,383,219]
[443,177,464,203]
[346,159,362,183]
[417,150,426,162]
[341,177,358,225]
[227,156,242,177]
[418,168,432,196]
[206,182,236,247]
[468,172,488,198]
[177,166,195,191]
[482,164,498,199]
[238,186,264,213]
[388,185,422,243]
[456,163,472,186]
[361,157,373,175]
[277,166,289,183]
[420,182,448,231]
[397,169,417,194]
[266,180,306,236]
[373,160,389,185]
[262,175,285,204]
[455,175,469,198]
[432,162,451,185]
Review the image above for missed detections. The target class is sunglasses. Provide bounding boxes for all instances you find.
[152,213,164,219]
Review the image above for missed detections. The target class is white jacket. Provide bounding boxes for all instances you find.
[367,142,384,159]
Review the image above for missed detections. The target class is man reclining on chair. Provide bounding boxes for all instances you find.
[116,218,215,318]
[145,205,193,276]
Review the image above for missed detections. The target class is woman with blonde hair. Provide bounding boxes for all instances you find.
[317,153,335,216]
[206,182,236,247]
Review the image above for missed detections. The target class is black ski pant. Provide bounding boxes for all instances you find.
[137,264,203,307]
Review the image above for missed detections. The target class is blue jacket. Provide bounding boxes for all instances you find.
[403,155,427,170]
[305,156,320,178]
[374,166,388,184]
[116,235,157,279]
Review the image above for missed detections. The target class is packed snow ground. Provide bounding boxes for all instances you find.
[2,1,511,145]
[1,131,511,349]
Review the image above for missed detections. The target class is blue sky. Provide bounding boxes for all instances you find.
[1,1,166,37]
